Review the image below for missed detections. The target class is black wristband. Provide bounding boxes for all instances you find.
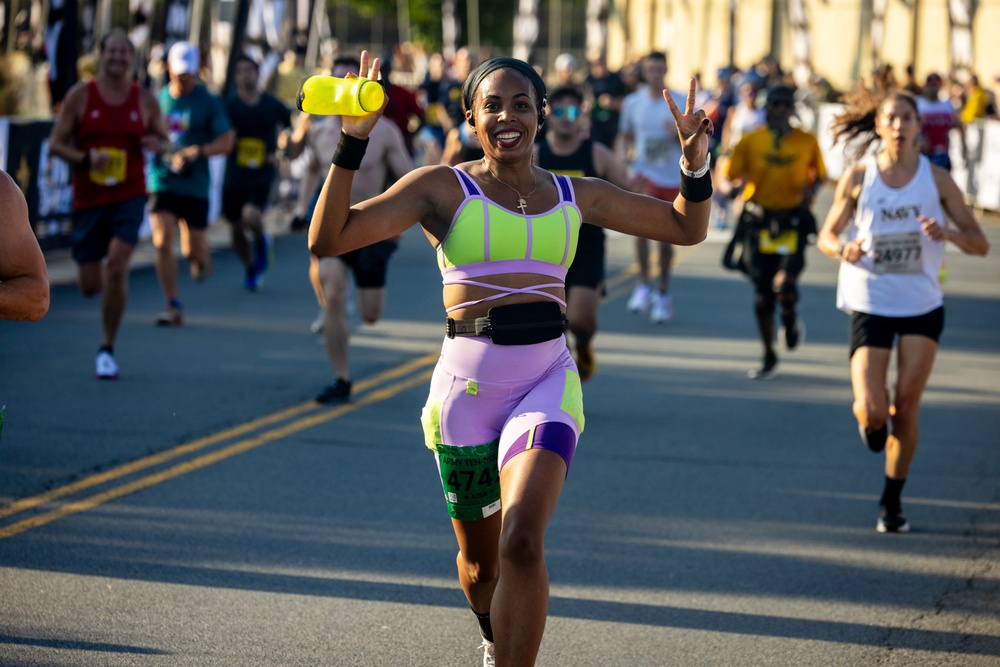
[679,171,713,203]
[79,151,91,170]
[331,132,369,170]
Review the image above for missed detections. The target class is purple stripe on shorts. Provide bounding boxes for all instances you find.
[501,421,577,472]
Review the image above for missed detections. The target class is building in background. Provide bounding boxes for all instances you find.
[603,0,999,93]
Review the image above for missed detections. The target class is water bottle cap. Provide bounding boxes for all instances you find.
[295,76,310,112]
[358,79,386,113]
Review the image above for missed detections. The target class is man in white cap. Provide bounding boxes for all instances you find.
[554,53,578,86]
[147,41,234,326]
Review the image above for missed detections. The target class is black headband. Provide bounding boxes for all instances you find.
[462,57,547,114]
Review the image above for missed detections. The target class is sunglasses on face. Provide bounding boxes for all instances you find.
[551,105,580,120]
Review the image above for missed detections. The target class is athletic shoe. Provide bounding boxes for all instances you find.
[315,378,351,404]
[650,292,673,323]
[255,232,275,273]
[95,350,119,380]
[781,318,805,350]
[190,259,212,282]
[479,638,495,667]
[748,351,779,380]
[310,309,325,334]
[244,269,264,292]
[859,423,888,453]
[627,282,652,313]
[576,341,597,382]
[155,306,183,327]
[876,506,911,533]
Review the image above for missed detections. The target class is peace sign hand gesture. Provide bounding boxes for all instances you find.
[665,78,714,172]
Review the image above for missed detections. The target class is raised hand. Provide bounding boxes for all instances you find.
[341,49,388,140]
[665,78,713,172]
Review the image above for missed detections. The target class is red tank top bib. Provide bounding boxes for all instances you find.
[72,80,148,209]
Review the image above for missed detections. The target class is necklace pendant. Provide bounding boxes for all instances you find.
[517,197,527,214]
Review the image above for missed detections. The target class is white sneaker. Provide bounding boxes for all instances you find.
[96,350,119,380]
[479,638,495,667]
[627,282,652,313]
[310,309,325,334]
[650,292,673,323]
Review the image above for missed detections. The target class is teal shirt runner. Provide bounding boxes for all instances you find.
[148,84,232,199]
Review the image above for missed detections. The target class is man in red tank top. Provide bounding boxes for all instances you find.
[49,29,168,379]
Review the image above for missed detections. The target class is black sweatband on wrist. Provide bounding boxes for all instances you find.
[79,152,92,170]
[331,132,369,170]
[679,172,713,203]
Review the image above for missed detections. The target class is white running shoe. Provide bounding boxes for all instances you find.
[627,282,652,313]
[480,638,495,667]
[650,292,673,323]
[310,309,325,334]
[95,350,119,380]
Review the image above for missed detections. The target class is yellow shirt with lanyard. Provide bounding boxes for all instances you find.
[726,126,826,212]
[726,126,826,255]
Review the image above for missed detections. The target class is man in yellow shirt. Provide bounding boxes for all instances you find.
[960,74,991,124]
[725,85,826,379]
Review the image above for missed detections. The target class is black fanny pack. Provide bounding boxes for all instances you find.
[446,301,568,345]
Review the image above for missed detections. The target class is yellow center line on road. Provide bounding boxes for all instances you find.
[1,240,702,538]
[0,353,439,536]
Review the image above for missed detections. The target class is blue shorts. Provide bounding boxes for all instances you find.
[925,152,952,172]
[72,195,146,264]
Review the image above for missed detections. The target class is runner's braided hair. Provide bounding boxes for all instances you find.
[831,80,921,161]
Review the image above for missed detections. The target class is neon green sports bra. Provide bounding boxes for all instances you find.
[438,167,583,313]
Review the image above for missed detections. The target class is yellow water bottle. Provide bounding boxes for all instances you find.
[296,75,385,116]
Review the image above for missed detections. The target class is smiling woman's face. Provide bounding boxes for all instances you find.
[470,68,541,159]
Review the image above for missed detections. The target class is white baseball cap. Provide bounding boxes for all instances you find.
[168,41,199,75]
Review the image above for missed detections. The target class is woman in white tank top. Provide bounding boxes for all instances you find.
[817,87,989,533]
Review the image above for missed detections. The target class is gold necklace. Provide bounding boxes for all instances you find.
[485,162,538,214]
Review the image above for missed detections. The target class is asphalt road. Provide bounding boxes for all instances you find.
[1,190,999,666]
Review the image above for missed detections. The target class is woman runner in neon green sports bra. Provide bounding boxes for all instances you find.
[309,49,714,667]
